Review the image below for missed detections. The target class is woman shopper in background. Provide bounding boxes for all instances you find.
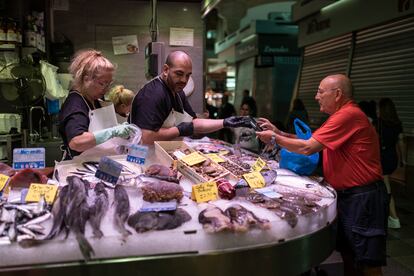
[108,85,135,124]
[378,98,404,229]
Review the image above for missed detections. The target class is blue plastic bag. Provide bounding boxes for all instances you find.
[279,118,319,175]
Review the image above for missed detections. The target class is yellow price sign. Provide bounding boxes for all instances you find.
[191,181,218,203]
[243,171,265,189]
[252,157,267,172]
[25,183,58,204]
[218,150,229,156]
[180,152,206,166]
[0,174,10,191]
[205,153,225,163]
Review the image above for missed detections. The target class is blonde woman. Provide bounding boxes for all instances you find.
[58,49,136,160]
[108,85,135,124]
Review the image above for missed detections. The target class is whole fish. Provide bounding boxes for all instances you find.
[82,161,99,173]
[45,185,70,240]
[65,176,94,260]
[113,185,131,238]
[45,176,95,260]
[54,169,60,182]
[88,182,109,239]
[24,212,51,227]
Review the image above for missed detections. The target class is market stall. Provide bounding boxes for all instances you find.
[0,139,336,276]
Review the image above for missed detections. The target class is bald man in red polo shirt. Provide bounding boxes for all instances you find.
[257,74,388,276]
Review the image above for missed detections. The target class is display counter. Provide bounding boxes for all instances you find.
[0,141,337,276]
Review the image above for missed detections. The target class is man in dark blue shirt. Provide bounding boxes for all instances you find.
[130,51,251,144]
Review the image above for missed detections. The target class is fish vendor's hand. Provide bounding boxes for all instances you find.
[257,118,277,132]
[93,124,137,145]
[223,116,252,128]
[256,130,276,144]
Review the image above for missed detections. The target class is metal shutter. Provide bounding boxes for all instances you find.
[351,15,414,132]
[297,34,352,128]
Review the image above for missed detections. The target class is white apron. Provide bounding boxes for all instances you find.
[115,113,128,124]
[161,78,193,128]
[62,92,134,160]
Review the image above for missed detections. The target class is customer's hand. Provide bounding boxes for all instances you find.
[177,122,194,137]
[93,124,137,145]
[256,130,275,144]
[223,116,252,128]
[257,118,277,132]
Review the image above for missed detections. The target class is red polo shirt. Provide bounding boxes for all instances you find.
[312,101,383,190]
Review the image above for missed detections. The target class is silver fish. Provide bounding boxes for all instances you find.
[17,225,37,239]
[0,236,11,245]
[82,161,99,172]
[25,224,45,233]
[24,212,51,227]
[17,234,33,242]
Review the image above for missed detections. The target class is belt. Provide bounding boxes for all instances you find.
[337,180,384,195]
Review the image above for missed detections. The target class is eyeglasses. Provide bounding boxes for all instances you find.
[316,87,339,95]
[94,79,114,89]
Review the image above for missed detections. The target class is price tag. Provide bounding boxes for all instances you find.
[127,145,149,164]
[243,171,265,189]
[205,153,225,163]
[140,201,177,212]
[218,150,229,156]
[25,183,58,204]
[95,156,123,184]
[252,157,266,172]
[13,148,45,169]
[180,152,206,166]
[0,174,10,192]
[255,187,282,199]
[191,181,218,203]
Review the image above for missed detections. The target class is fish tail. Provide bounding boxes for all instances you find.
[75,232,94,261]
[92,229,103,239]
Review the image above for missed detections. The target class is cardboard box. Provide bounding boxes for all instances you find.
[154,141,230,184]
[154,141,194,165]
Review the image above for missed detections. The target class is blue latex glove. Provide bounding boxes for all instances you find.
[93,124,137,145]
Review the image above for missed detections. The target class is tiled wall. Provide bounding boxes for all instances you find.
[53,0,204,113]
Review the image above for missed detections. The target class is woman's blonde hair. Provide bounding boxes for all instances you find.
[68,49,115,89]
[108,85,135,107]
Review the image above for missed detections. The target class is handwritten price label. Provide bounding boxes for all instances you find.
[191,181,218,203]
[205,154,225,163]
[180,152,206,166]
[252,157,266,172]
[0,174,10,191]
[243,172,265,189]
[218,150,229,156]
[25,183,58,204]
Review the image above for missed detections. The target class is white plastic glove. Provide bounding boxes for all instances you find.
[93,124,137,145]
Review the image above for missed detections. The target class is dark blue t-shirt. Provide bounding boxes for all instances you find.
[129,77,196,131]
[58,91,101,159]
